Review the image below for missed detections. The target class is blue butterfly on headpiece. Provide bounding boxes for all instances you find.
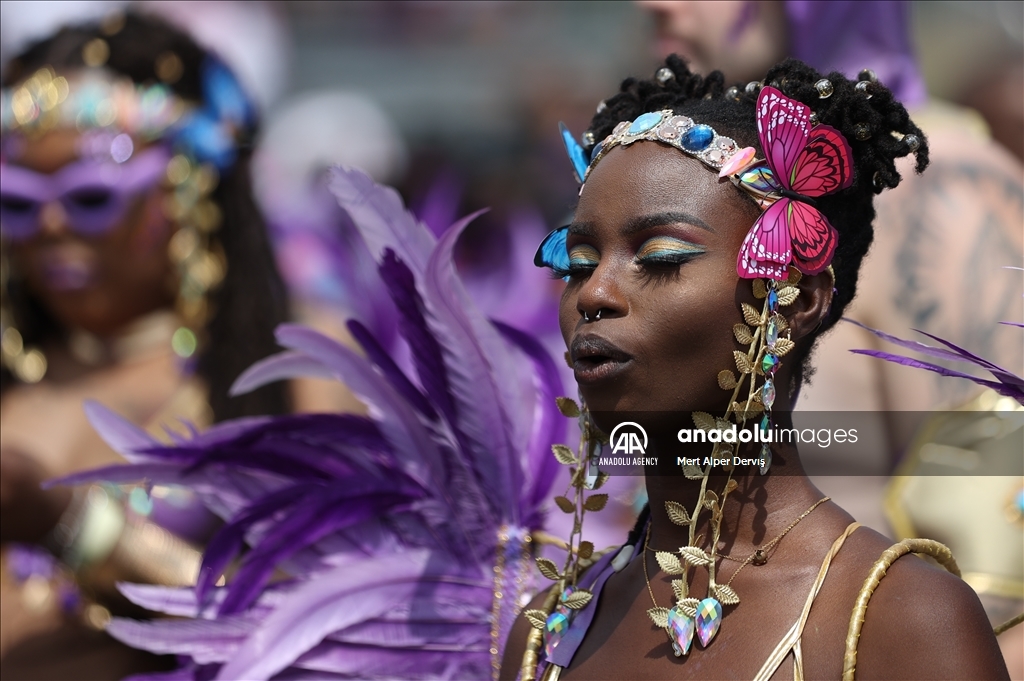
[171,57,256,170]
[535,123,590,275]
[560,122,590,185]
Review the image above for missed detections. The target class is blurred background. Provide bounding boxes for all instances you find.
[3,0,1021,235]
[0,1,1021,679]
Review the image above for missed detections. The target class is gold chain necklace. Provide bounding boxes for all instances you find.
[719,496,829,586]
[642,495,829,655]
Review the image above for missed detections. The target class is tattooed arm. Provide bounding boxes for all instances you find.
[796,107,1023,539]
[801,105,1023,435]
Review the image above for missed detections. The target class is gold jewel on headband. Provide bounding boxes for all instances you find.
[3,58,254,172]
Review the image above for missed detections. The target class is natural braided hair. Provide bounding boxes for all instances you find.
[585,55,928,392]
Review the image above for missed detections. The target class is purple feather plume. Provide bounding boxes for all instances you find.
[846,318,1024,403]
[70,168,564,679]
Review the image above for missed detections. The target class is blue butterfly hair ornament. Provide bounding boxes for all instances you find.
[559,122,590,185]
[532,124,592,277]
[169,56,256,171]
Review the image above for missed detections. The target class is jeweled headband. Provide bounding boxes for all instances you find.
[538,84,858,281]
[1,57,254,170]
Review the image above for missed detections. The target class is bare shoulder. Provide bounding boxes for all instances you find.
[831,527,1009,680]
[499,587,553,681]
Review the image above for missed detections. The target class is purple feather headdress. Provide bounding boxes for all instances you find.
[56,167,564,680]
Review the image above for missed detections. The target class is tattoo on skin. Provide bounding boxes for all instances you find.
[890,161,1024,400]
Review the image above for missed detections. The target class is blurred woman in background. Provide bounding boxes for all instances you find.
[0,13,290,678]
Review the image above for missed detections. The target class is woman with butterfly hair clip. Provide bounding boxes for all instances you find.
[508,56,1010,680]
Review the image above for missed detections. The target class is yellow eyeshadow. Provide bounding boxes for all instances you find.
[568,244,600,263]
[636,237,705,259]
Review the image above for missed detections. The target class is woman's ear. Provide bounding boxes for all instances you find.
[785,270,833,341]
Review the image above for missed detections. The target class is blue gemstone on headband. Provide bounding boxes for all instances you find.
[681,125,714,151]
[589,140,604,163]
[629,112,664,135]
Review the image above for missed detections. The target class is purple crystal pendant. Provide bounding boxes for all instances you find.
[584,453,599,489]
[544,607,570,658]
[667,607,695,656]
[766,317,780,347]
[695,597,723,647]
[544,586,579,657]
[759,444,772,475]
[758,278,781,475]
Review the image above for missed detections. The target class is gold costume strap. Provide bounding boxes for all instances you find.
[520,585,561,681]
[754,522,862,681]
[994,612,1024,636]
[842,538,960,681]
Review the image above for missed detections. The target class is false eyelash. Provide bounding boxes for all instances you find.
[634,250,705,286]
[635,250,705,266]
[547,262,597,281]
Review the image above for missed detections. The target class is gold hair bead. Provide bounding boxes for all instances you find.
[100,12,126,36]
[814,79,834,99]
[155,51,184,84]
[82,38,110,68]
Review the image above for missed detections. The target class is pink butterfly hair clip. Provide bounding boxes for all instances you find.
[720,86,854,281]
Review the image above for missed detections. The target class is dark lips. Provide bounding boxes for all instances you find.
[570,334,633,384]
[38,248,97,291]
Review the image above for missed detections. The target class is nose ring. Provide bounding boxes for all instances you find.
[582,309,602,322]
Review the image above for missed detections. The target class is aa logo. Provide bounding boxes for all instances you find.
[610,422,648,455]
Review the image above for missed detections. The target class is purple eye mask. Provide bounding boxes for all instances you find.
[0,146,171,240]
